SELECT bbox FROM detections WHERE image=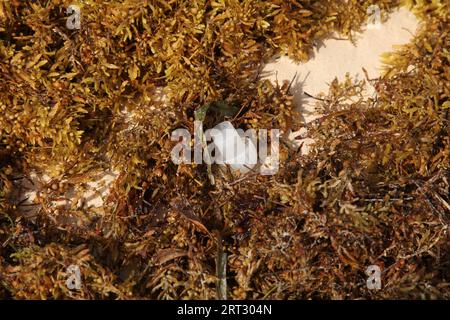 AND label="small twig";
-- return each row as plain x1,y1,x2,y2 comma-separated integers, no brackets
303,91,330,102
287,72,298,94
361,197,414,202
216,232,227,300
